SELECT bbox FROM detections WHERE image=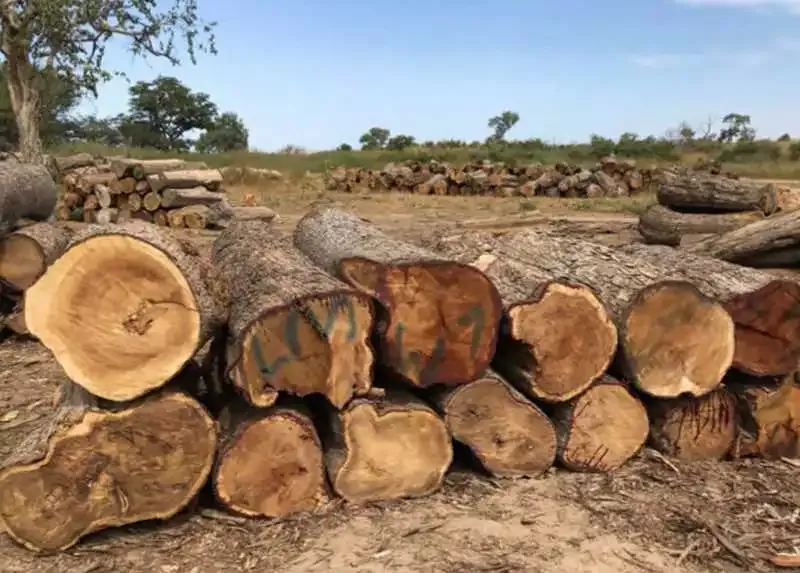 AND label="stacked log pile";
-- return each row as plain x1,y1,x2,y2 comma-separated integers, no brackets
2,207,800,553
51,153,275,229
324,156,658,197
